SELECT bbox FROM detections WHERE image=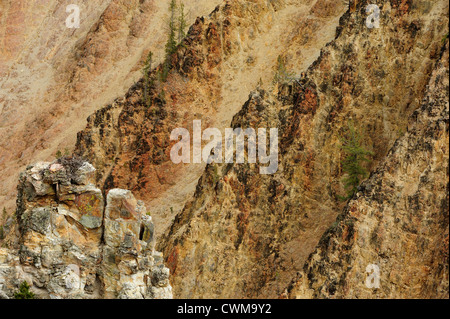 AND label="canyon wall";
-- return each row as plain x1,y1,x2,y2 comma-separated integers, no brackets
73,0,348,241
158,0,449,298
289,42,449,299
1,0,448,299
0,0,222,233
